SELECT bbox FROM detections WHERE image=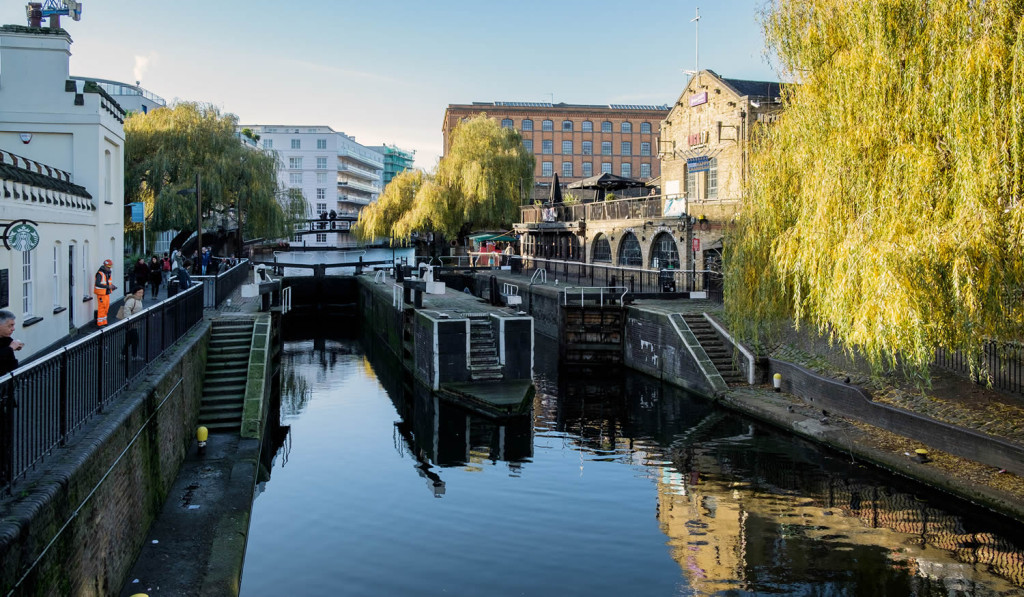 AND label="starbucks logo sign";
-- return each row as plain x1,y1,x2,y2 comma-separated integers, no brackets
2,220,40,252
